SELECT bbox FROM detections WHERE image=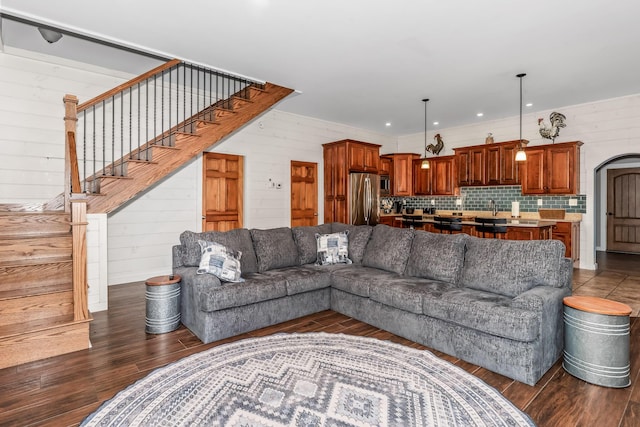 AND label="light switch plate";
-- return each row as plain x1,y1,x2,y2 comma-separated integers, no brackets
537,199,543,206
569,198,578,206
